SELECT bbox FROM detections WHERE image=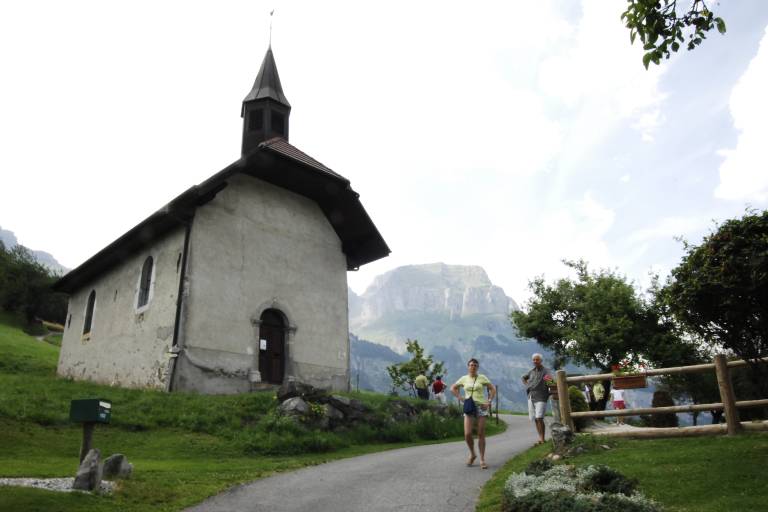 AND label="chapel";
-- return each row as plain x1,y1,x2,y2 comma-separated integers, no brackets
53,46,389,393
